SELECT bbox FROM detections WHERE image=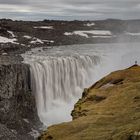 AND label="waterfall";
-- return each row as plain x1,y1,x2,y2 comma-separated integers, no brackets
23,52,100,126
22,42,140,127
